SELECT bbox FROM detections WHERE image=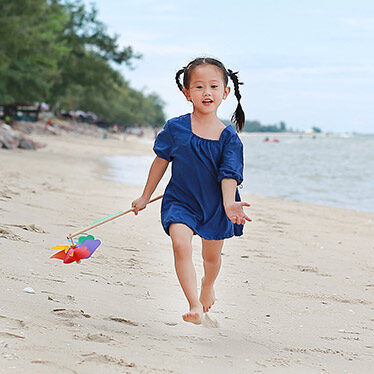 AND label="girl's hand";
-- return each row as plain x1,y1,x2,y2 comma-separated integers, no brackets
131,196,150,215
224,201,251,225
